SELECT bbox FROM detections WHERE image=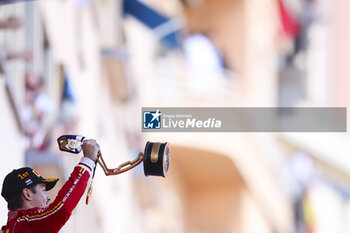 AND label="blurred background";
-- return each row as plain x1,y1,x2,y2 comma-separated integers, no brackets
0,0,350,232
